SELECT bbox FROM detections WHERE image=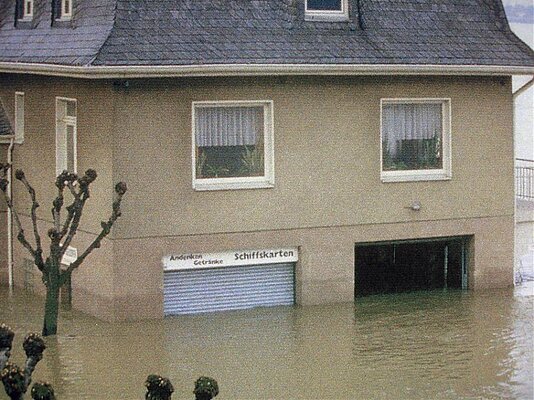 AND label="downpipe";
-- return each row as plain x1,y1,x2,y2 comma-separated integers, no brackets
7,138,14,291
